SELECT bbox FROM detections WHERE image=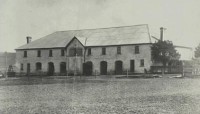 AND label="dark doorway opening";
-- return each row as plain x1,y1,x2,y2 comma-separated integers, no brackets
36,62,42,71
27,63,30,75
48,62,55,76
130,60,135,72
83,61,93,76
115,61,123,75
100,61,107,75
60,62,66,75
